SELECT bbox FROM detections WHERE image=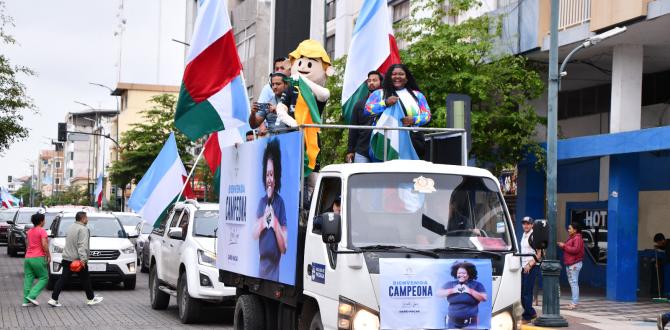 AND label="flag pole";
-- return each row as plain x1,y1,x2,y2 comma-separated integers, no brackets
176,140,206,202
